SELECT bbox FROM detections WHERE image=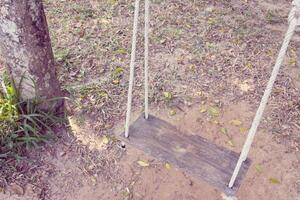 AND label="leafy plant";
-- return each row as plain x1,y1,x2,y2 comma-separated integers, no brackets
0,74,63,159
